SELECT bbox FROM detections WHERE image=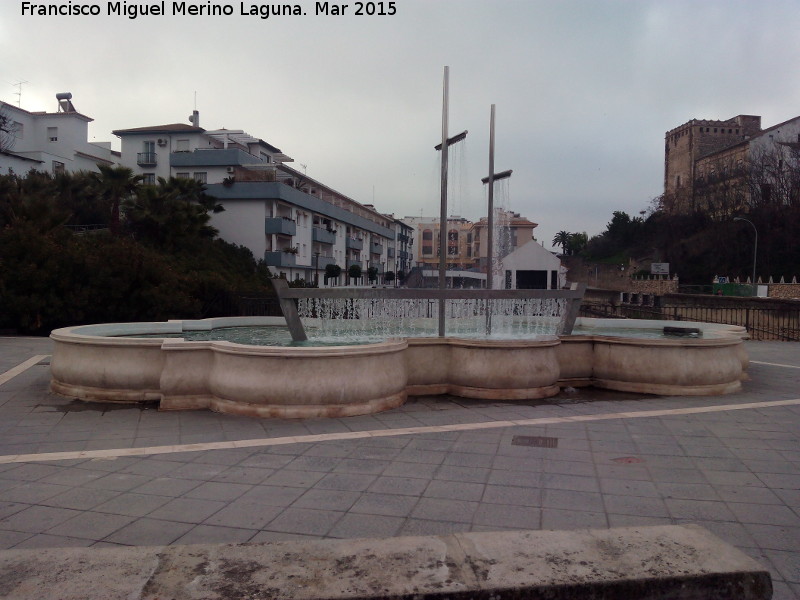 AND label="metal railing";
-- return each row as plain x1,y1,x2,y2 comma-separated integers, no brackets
579,301,800,341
